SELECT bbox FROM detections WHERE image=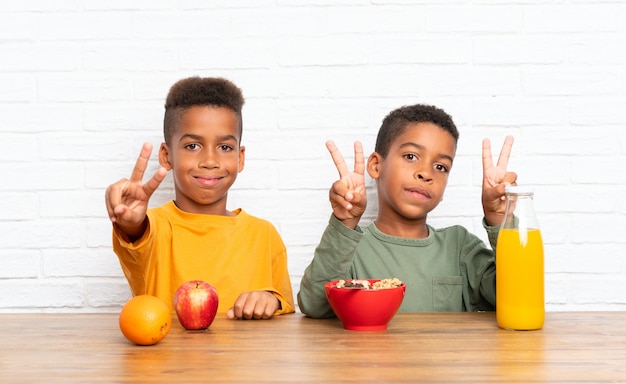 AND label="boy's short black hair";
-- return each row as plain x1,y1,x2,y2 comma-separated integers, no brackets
374,104,459,158
163,77,245,144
